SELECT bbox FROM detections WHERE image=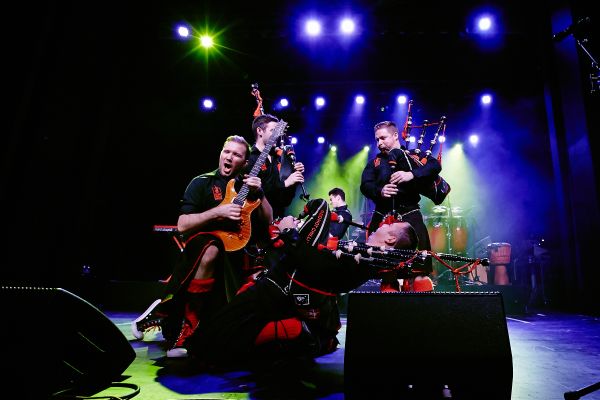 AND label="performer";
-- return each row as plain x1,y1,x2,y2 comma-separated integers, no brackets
328,187,353,239
131,135,273,358
186,199,425,367
249,113,305,219
360,120,441,291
